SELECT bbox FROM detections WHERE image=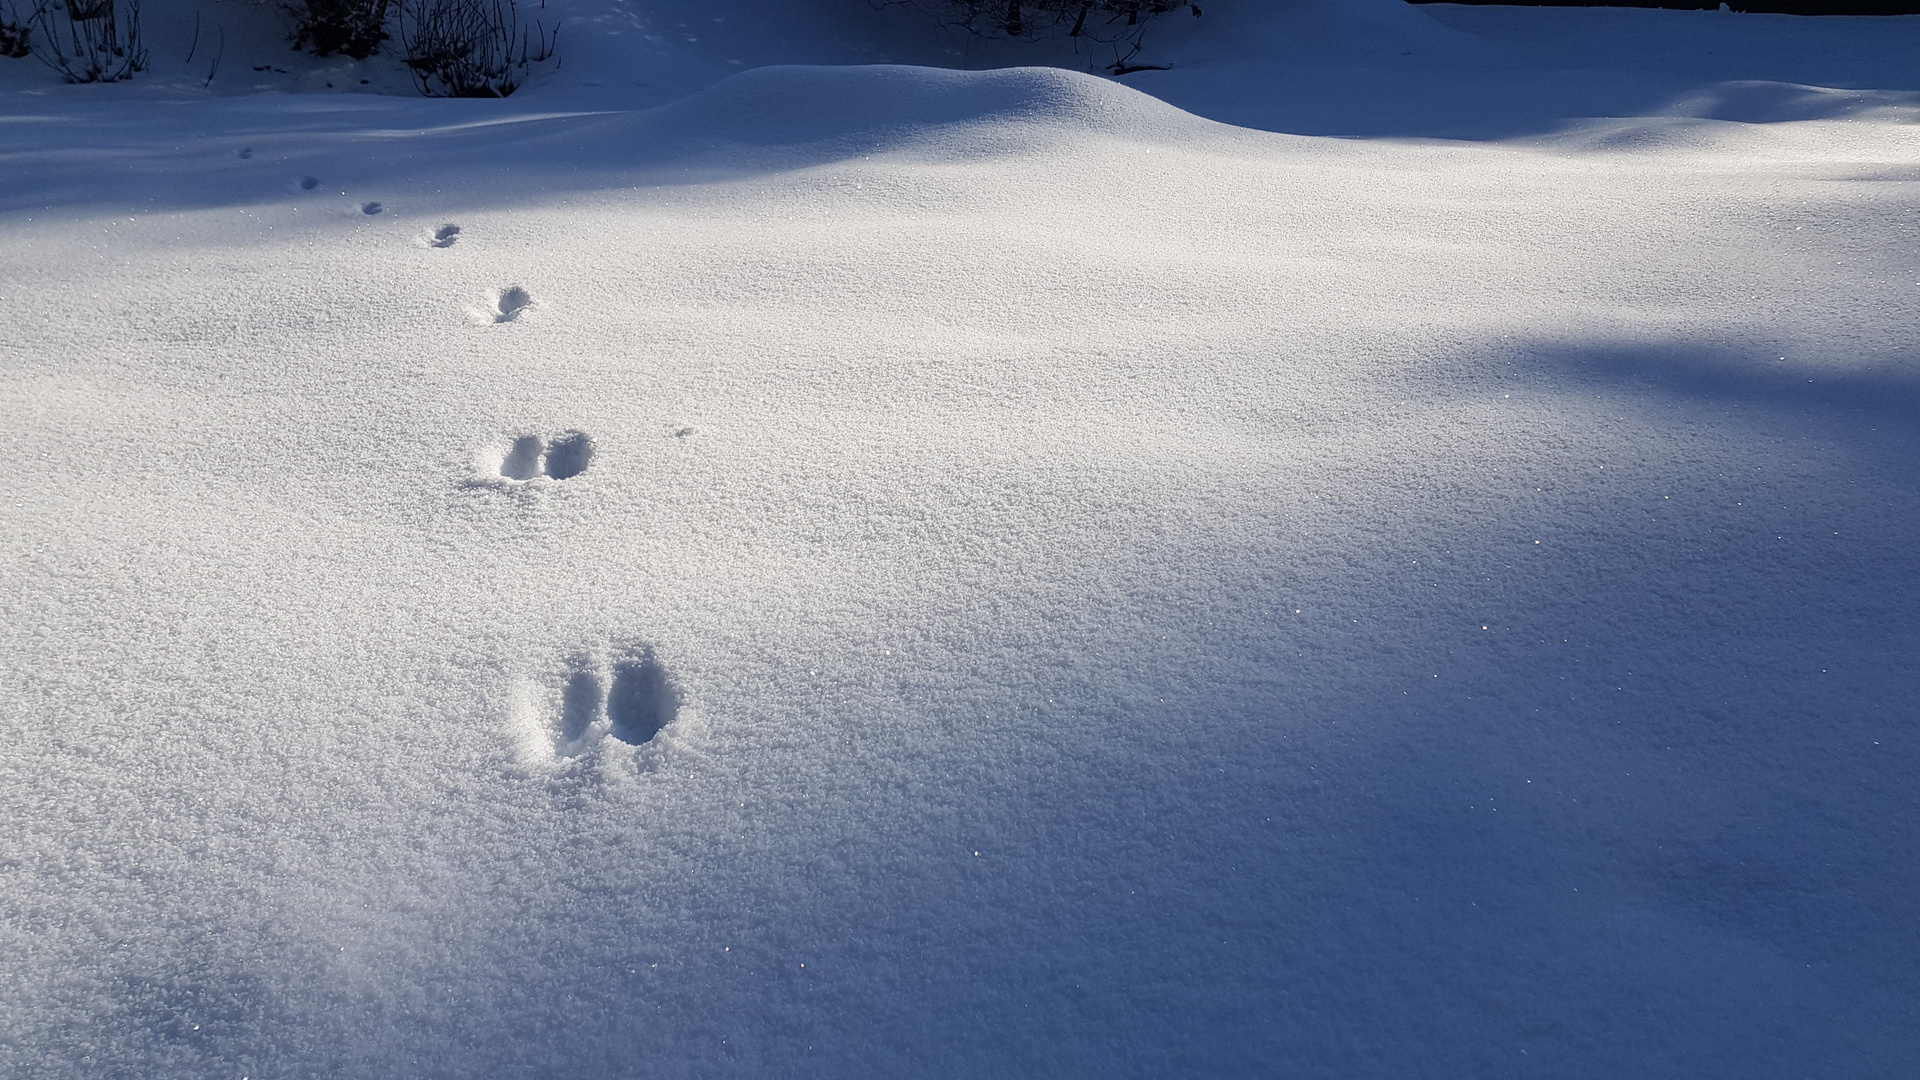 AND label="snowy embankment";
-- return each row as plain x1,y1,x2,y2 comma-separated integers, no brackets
2,1,1918,1077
